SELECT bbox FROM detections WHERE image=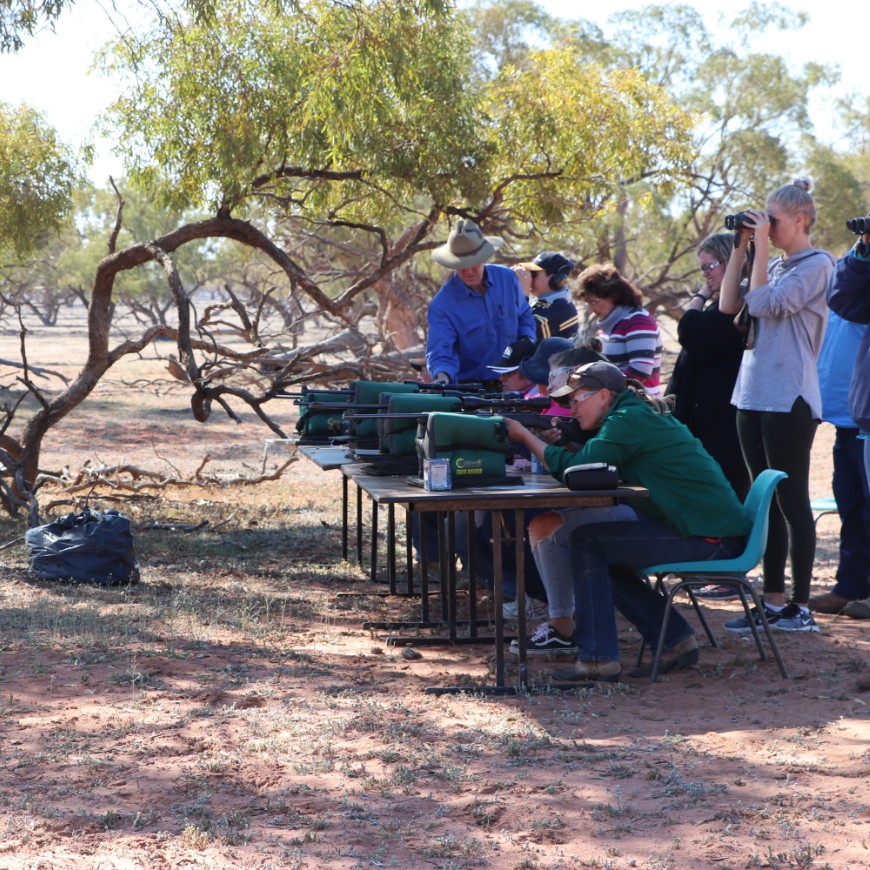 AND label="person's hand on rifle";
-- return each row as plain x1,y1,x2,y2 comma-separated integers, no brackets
539,425,562,445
